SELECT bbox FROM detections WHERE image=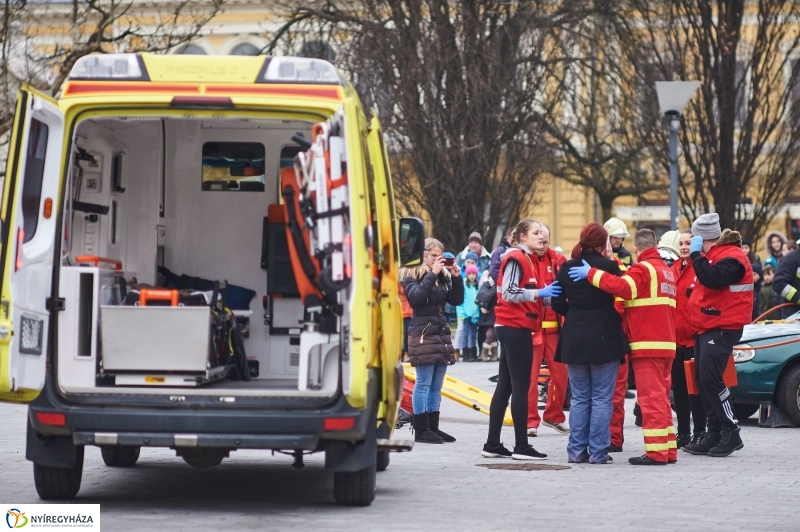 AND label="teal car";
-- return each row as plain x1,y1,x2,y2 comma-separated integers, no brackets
730,317,800,425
